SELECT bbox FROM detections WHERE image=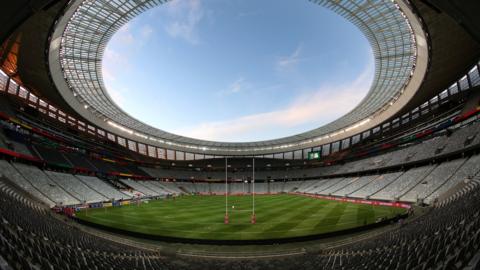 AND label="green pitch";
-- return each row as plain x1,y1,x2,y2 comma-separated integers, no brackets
76,194,406,241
